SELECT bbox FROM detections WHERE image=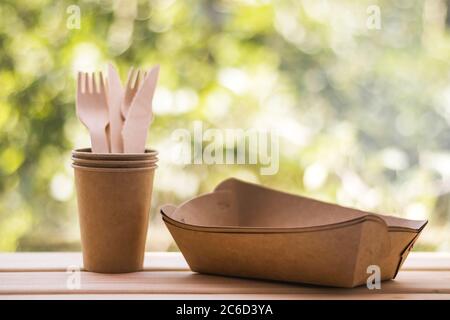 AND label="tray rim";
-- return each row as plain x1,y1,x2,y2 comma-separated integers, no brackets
160,177,427,233
161,206,389,233
215,178,428,231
